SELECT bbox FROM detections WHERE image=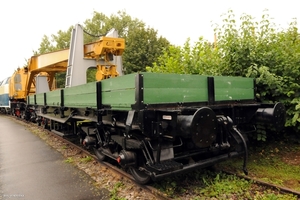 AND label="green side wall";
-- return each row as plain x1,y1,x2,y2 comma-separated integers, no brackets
29,72,255,110
28,95,35,105
143,73,208,104
214,76,254,101
63,82,97,108
101,73,136,110
35,93,44,105
46,89,61,106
